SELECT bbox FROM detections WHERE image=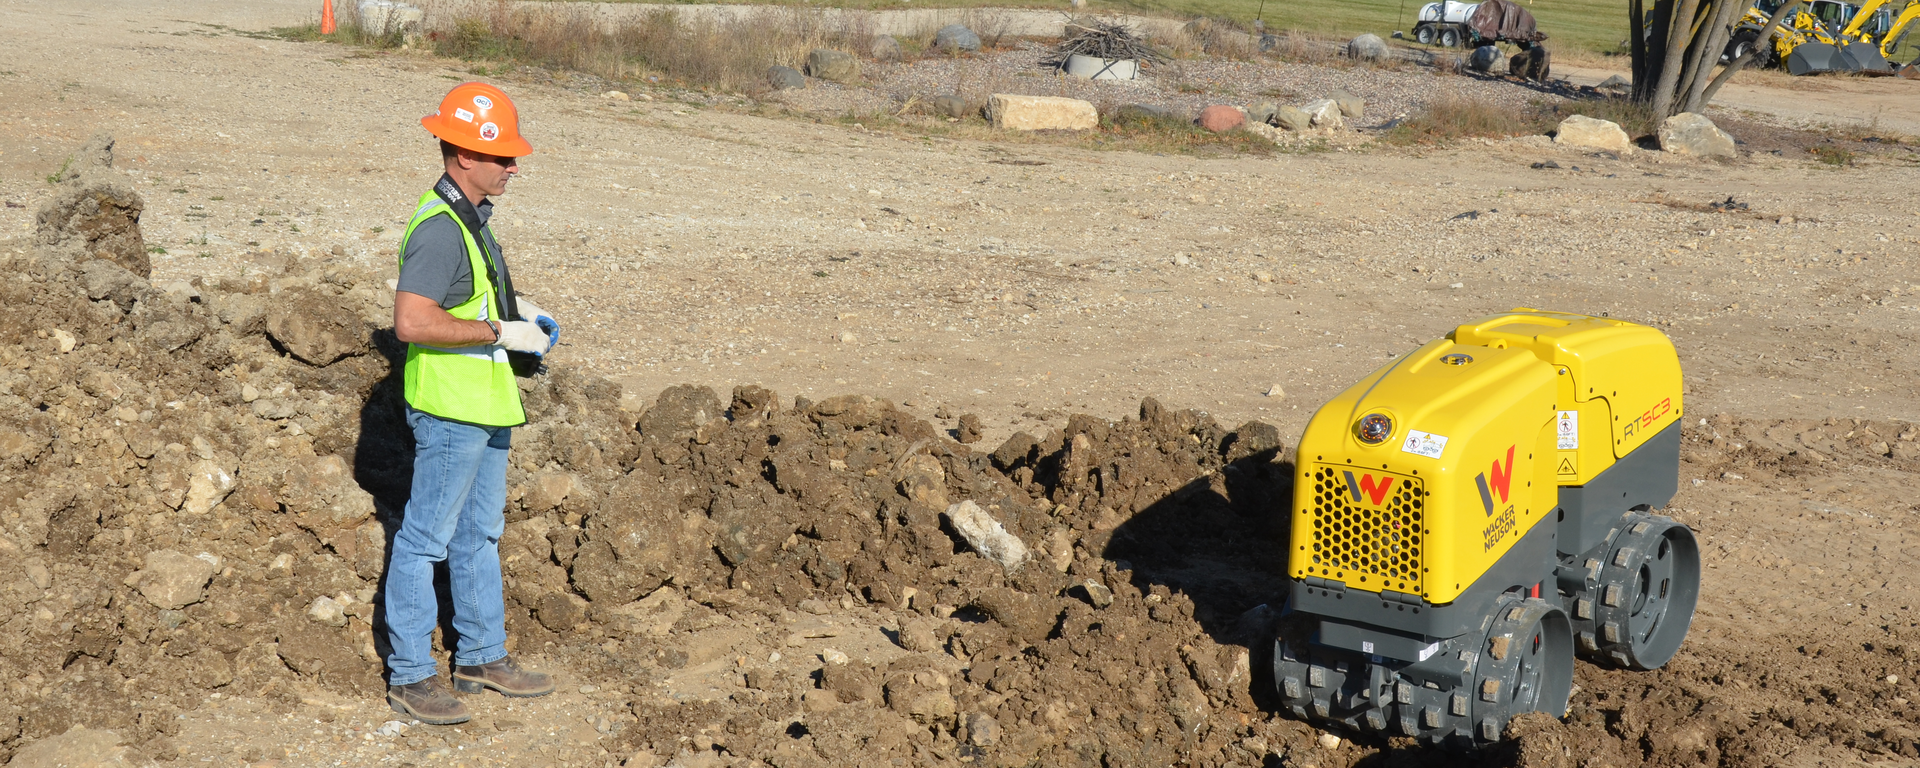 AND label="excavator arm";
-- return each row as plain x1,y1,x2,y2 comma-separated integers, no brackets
1838,0,1890,39
1881,1,1920,58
